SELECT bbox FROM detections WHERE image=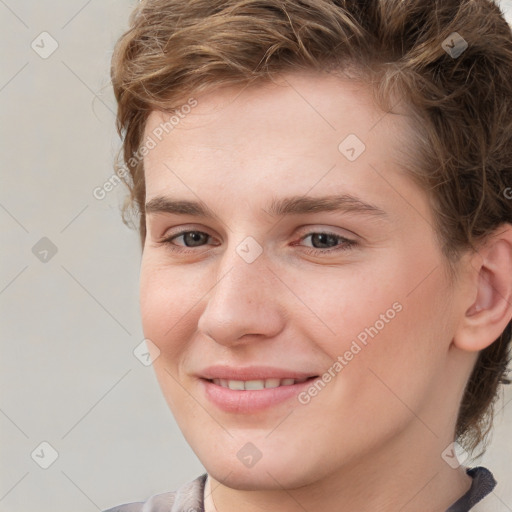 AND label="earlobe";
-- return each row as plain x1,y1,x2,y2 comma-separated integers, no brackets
453,226,512,352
